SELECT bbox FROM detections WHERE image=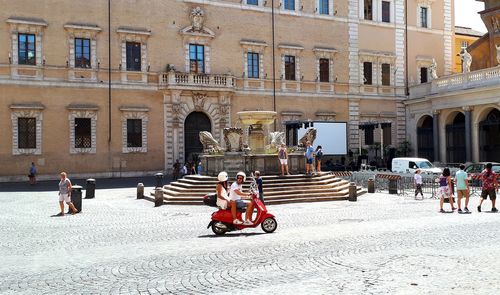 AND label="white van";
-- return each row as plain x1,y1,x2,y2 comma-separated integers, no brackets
391,157,442,174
